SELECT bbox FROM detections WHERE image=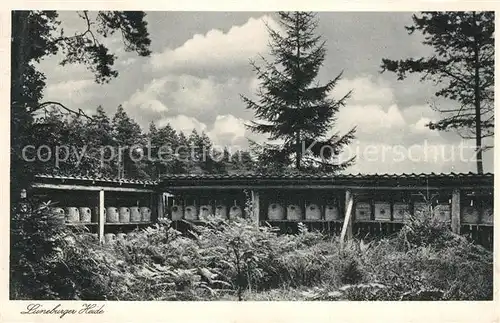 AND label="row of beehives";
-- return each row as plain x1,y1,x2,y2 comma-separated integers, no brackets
51,206,152,223
263,201,493,223
171,204,244,220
